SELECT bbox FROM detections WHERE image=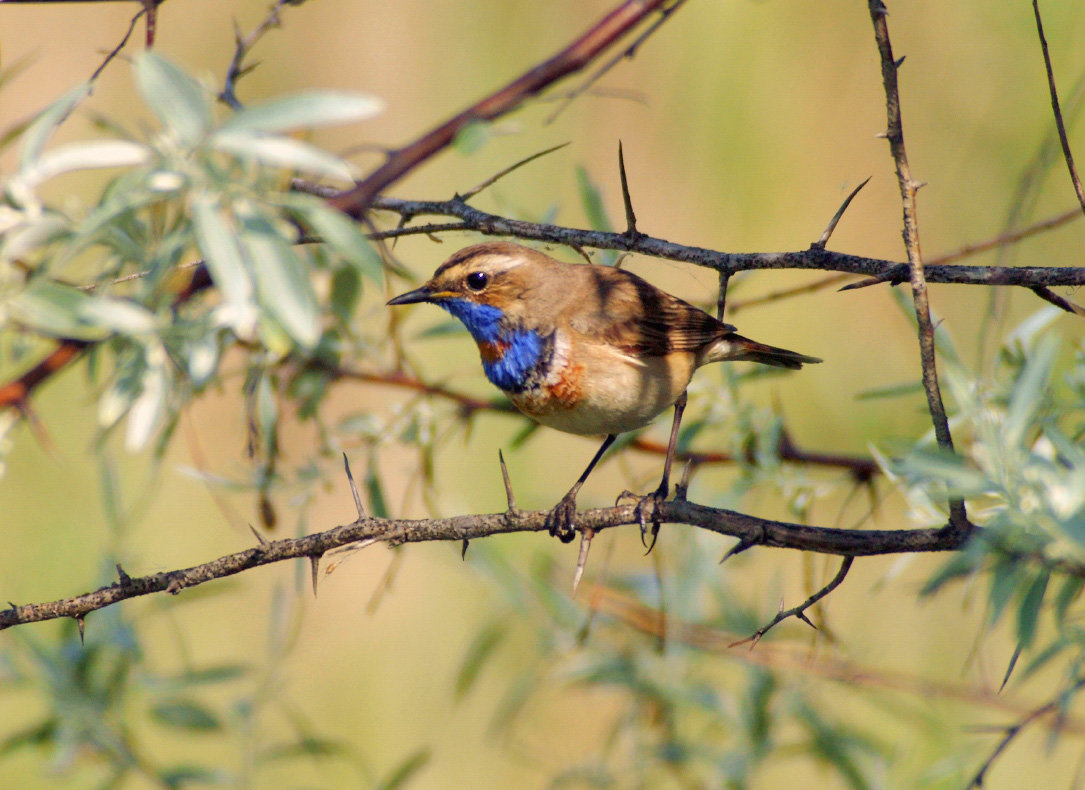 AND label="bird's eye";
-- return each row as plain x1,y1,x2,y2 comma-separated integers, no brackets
466,271,489,291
